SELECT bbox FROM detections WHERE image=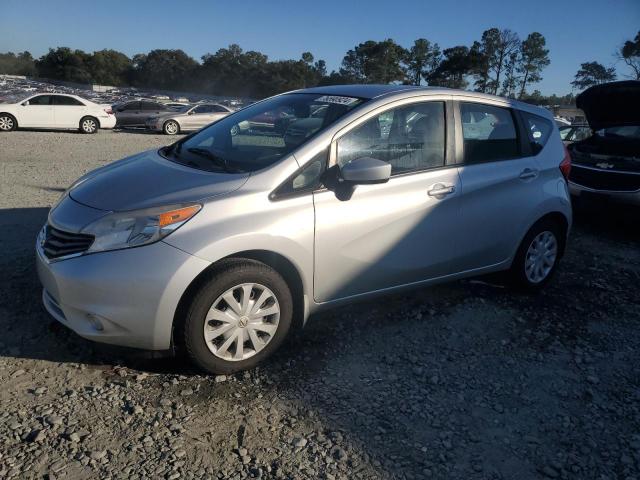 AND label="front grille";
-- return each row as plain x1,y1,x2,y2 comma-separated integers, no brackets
42,225,94,260
569,165,640,192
